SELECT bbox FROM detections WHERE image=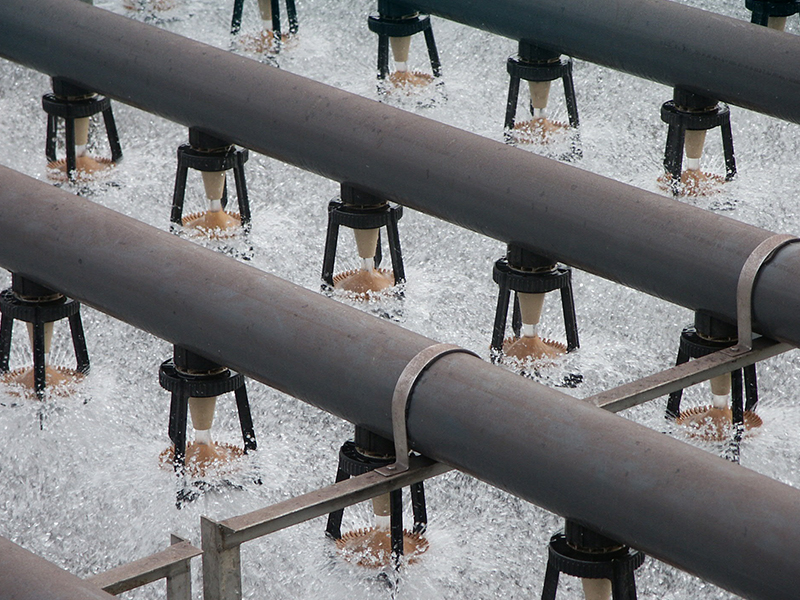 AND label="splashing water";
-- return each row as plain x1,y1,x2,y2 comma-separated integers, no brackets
1,0,799,598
